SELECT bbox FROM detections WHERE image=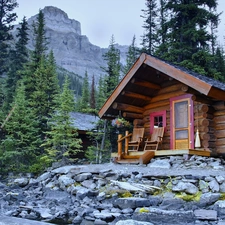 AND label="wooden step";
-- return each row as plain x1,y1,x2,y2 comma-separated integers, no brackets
139,151,155,164
122,154,140,159
189,149,211,157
